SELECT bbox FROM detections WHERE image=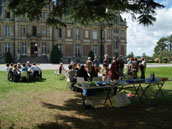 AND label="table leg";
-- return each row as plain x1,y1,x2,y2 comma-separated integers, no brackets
155,82,165,98
81,91,87,109
140,83,151,100
118,85,124,93
132,84,142,102
104,88,113,106
139,84,148,101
